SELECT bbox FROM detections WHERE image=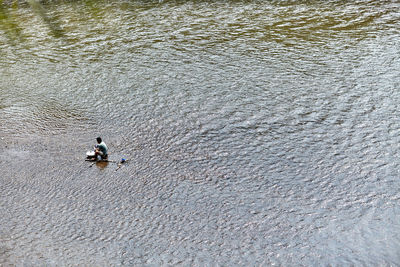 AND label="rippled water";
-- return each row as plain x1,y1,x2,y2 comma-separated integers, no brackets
1,0,400,265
